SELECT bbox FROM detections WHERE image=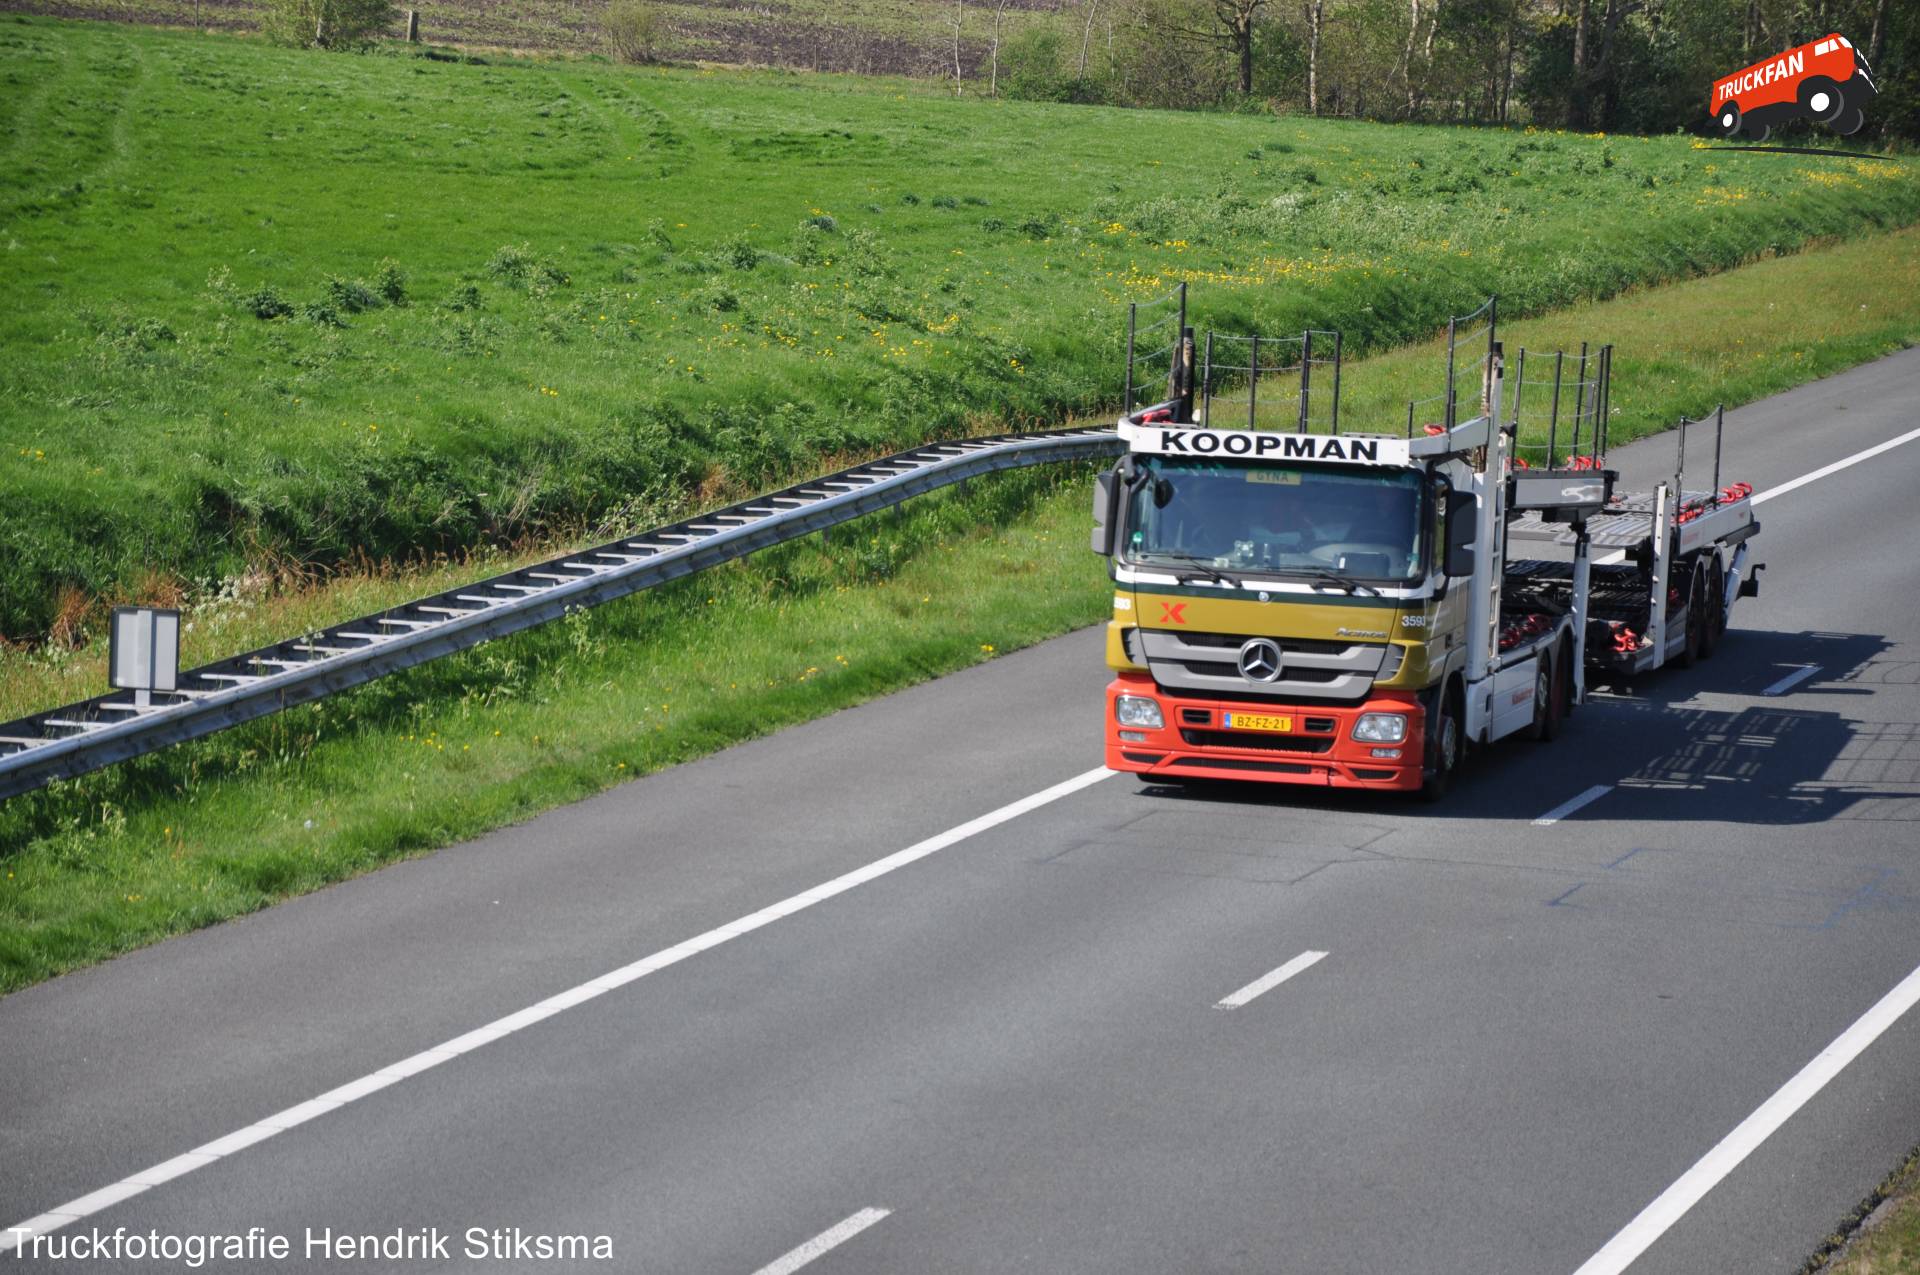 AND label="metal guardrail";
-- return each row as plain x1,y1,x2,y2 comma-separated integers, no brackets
0,427,1123,801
